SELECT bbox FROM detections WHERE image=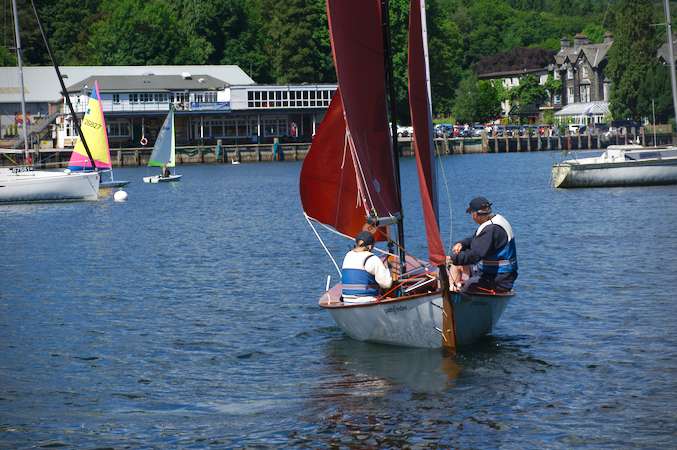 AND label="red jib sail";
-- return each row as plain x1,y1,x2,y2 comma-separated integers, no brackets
300,0,400,239
408,0,446,266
